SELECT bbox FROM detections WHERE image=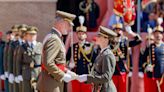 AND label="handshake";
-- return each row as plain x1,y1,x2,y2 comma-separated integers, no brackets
63,70,87,83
